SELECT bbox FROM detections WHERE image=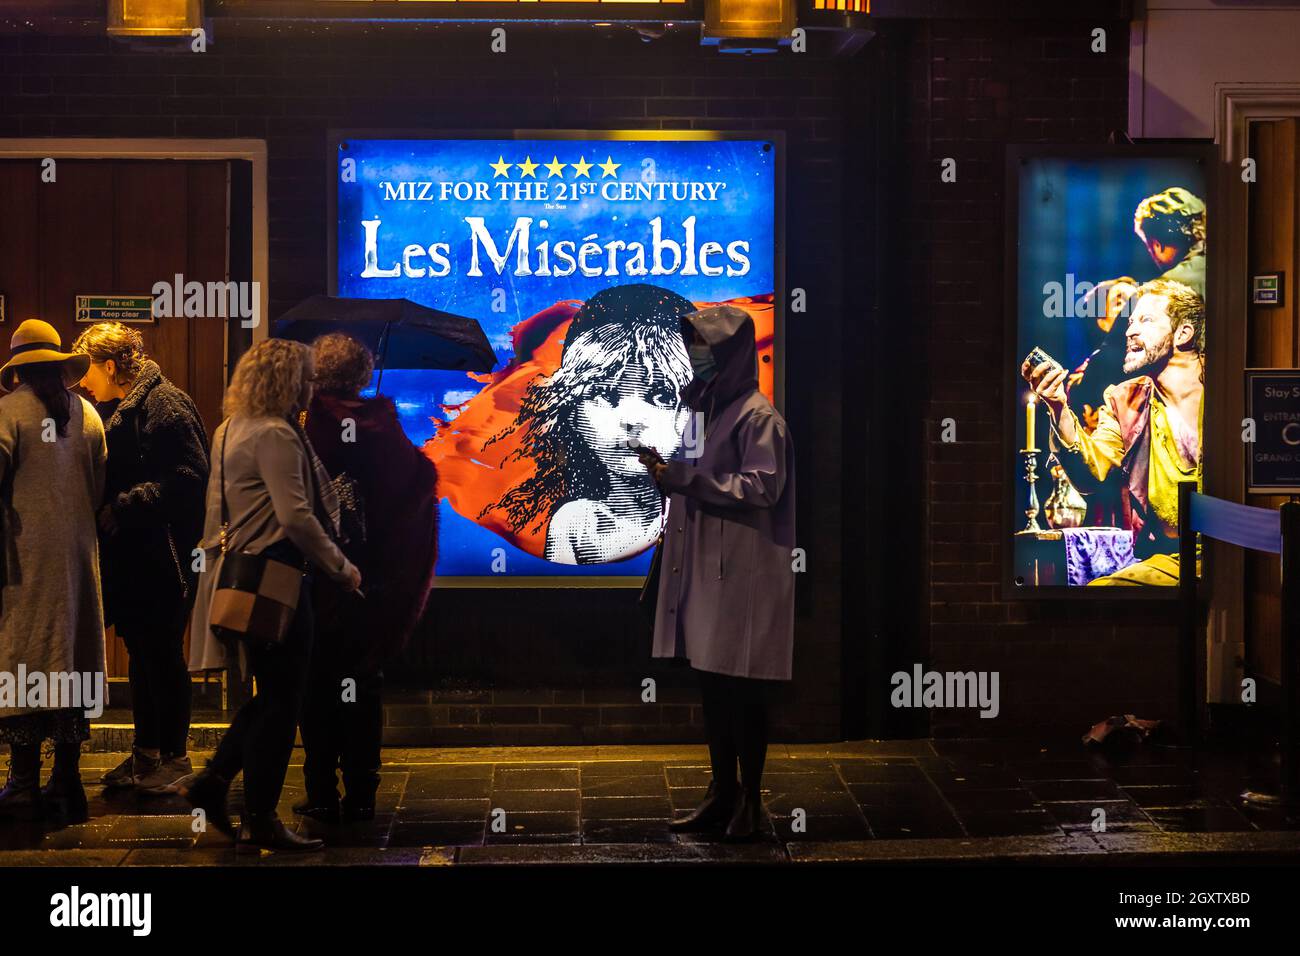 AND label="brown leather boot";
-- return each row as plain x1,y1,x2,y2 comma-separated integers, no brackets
236,812,324,854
